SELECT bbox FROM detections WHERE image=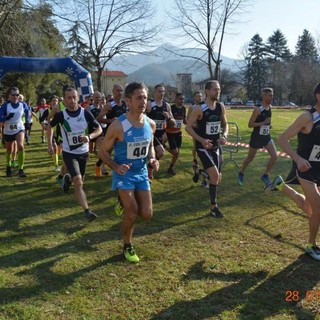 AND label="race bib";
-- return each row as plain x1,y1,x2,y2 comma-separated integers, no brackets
67,131,85,146
8,122,19,131
154,120,164,130
127,140,150,159
174,119,183,129
259,125,270,135
206,121,220,135
309,145,320,162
